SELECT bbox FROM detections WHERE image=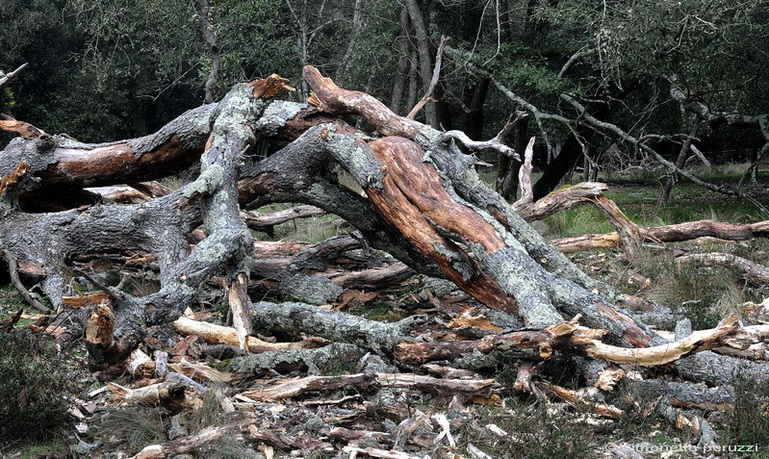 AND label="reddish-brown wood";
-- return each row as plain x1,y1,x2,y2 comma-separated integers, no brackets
365,137,517,313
